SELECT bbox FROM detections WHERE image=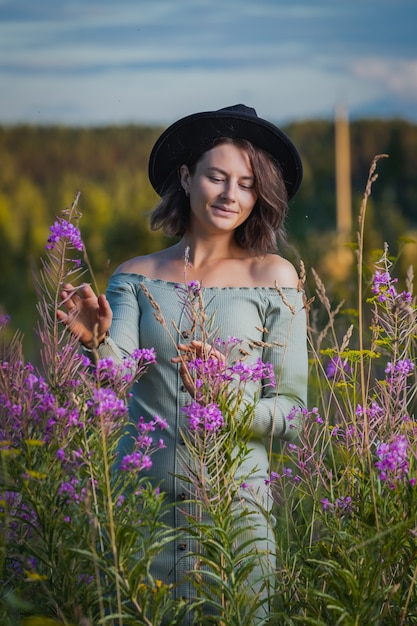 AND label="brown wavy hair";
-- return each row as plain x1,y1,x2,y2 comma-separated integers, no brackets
149,137,289,255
